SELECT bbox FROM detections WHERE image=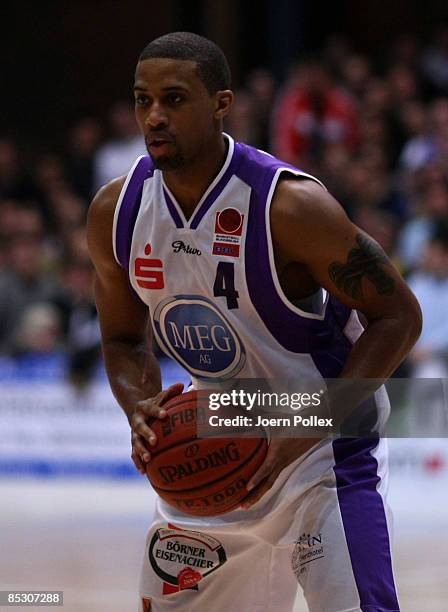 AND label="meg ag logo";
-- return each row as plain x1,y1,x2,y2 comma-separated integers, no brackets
153,295,245,379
